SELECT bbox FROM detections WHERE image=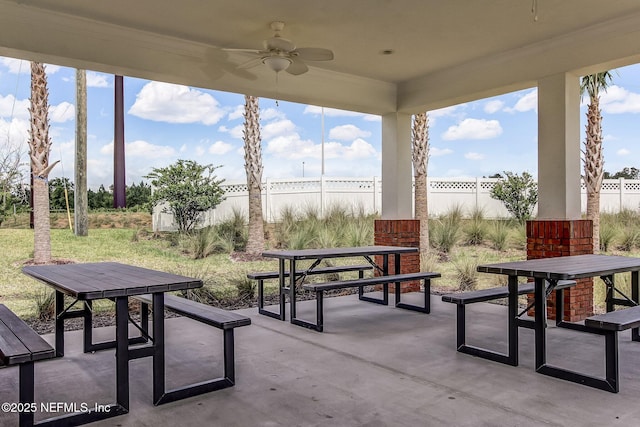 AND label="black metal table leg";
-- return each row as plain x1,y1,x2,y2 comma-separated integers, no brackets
115,296,130,411
534,277,547,369
152,293,165,405
633,271,639,342
55,291,64,357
